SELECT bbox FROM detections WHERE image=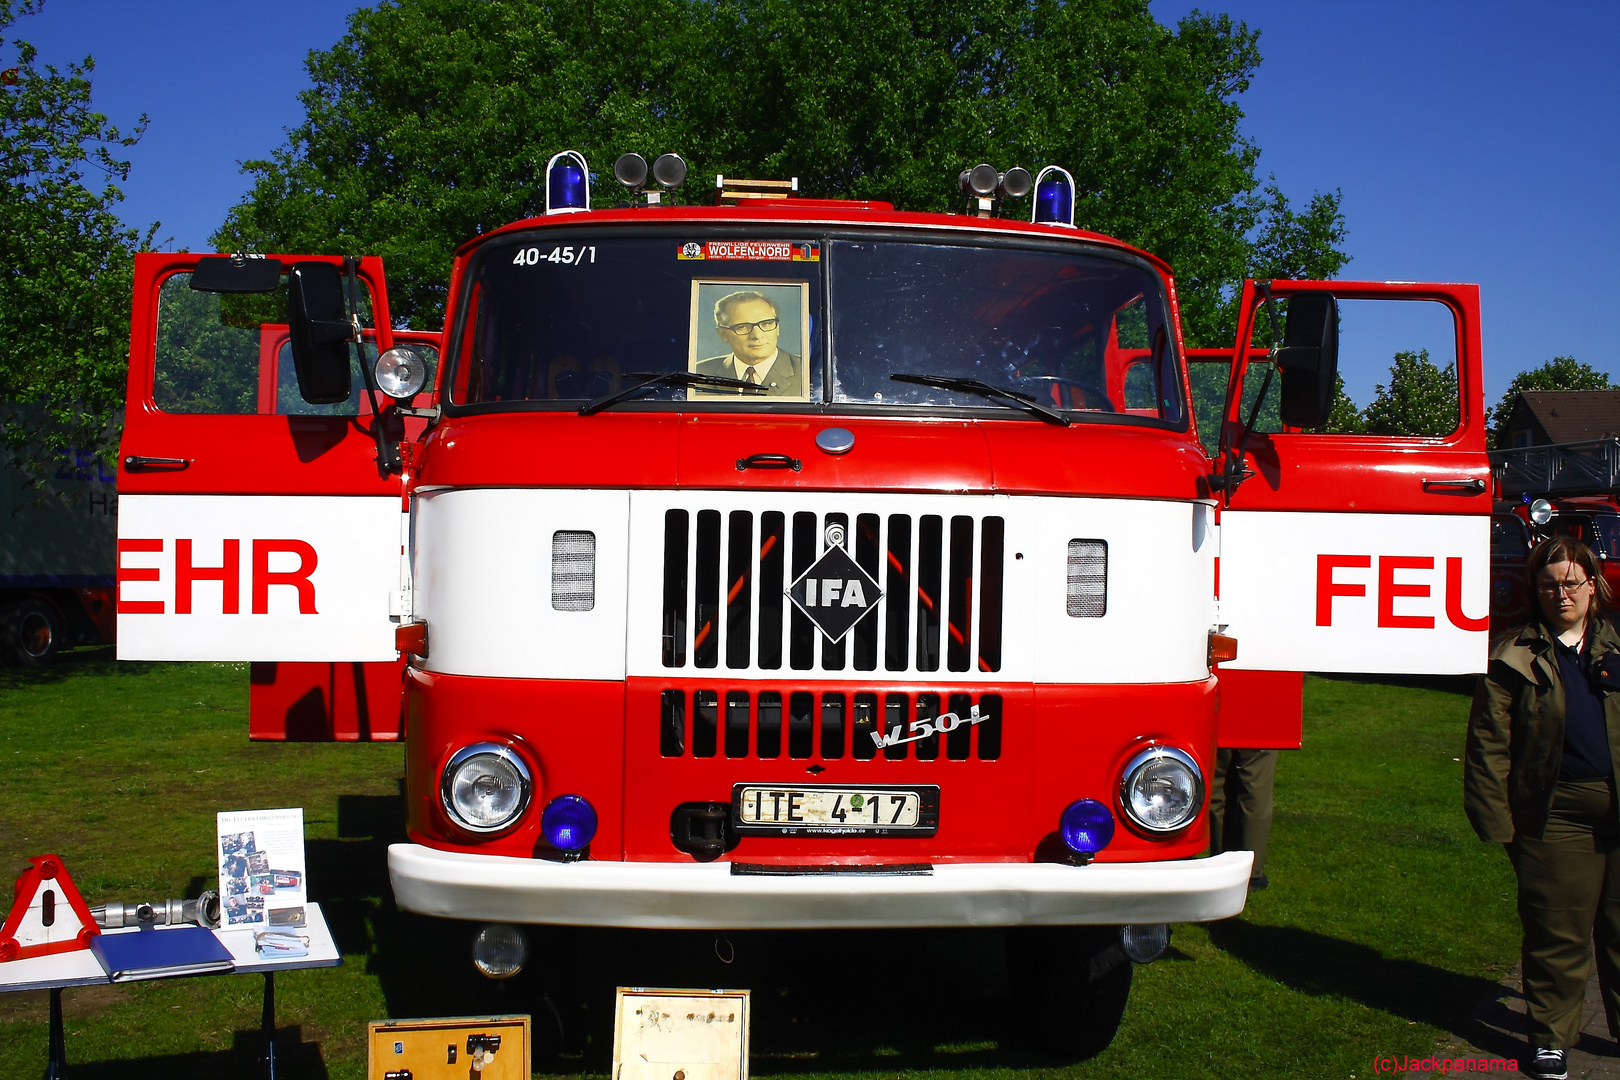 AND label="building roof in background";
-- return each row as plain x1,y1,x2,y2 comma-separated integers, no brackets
1511,391,1620,443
